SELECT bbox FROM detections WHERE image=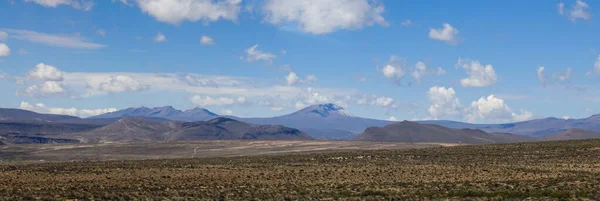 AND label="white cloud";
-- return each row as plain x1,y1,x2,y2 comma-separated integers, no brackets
537,66,546,85
1,29,105,49
23,81,66,97
134,0,242,25
243,44,276,63
557,67,572,81
153,32,166,42
286,72,299,86
24,0,93,11
561,115,570,120
200,35,214,45
387,116,398,121
28,63,64,81
0,43,9,56
435,67,446,75
96,29,106,37
456,58,498,87
98,75,148,93
281,50,287,55
381,55,407,82
466,95,533,123
427,86,461,120
19,101,116,118
559,0,592,21
263,0,388,34
0,31,7,41
375,97,393,107
411,61,427,83
16,65,359,111
594,55,600,74
400,20,411,26
429,23,460,45
190,95,246,107
286,72,317,86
